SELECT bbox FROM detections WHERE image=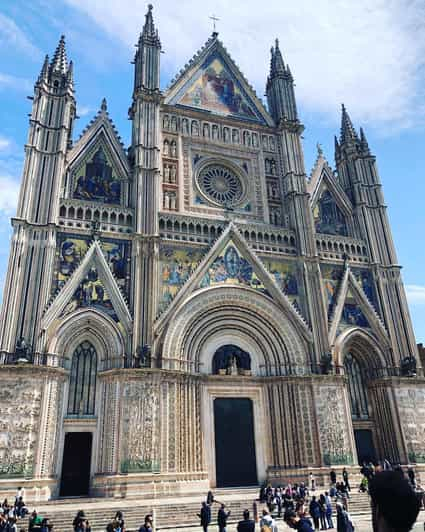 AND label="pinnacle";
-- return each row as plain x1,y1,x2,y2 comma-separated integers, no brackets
340,103,359,145
142,3,157,38
38,54,49,82
100,98,108,112
270,37,285,77
50,34,68,75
